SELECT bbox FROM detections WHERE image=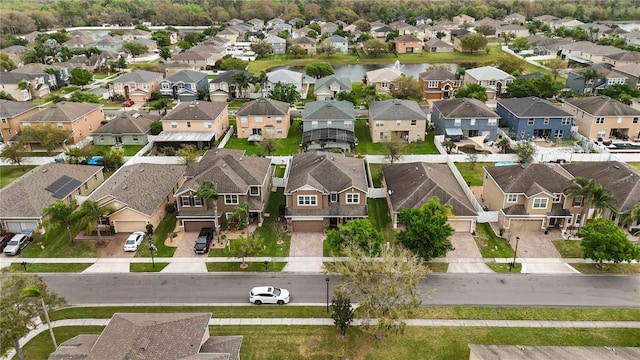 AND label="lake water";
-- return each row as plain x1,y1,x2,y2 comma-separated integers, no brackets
271,63,466,83
617,23,640,32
